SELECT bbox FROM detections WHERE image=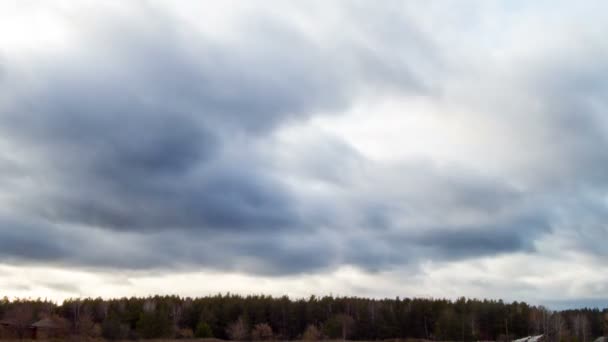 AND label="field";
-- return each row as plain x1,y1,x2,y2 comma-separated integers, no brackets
0,339,434,342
